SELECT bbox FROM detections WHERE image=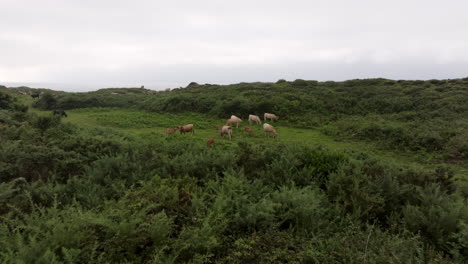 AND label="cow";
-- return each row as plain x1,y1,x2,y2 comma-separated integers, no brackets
207,137,215,147
263,123,278,138
264,113,279,121
243,126,254,134
214,125,222,131
165,127,177,135
220,125,233,140
228,115,242,128
52,109,67,117
31,93,40,99
226,117,242,128
177,124,195,135
248,114,262,125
